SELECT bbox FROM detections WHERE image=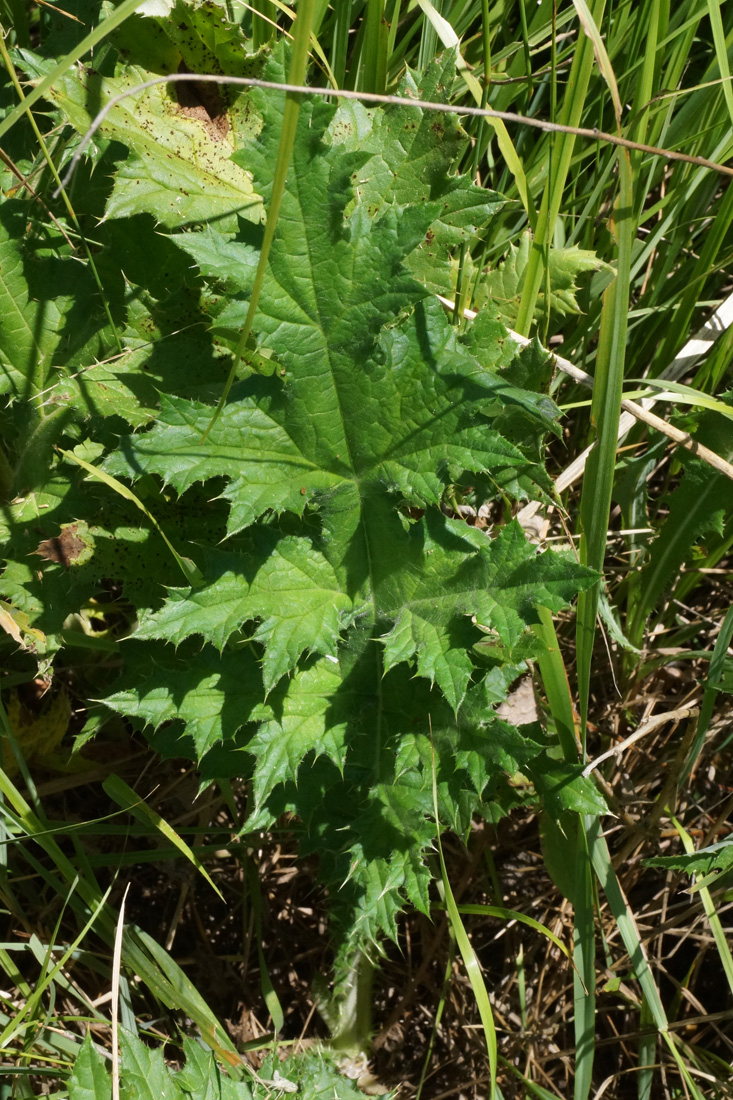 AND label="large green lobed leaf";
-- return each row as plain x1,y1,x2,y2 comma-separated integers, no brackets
100,50,595,958
11,22,596,959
